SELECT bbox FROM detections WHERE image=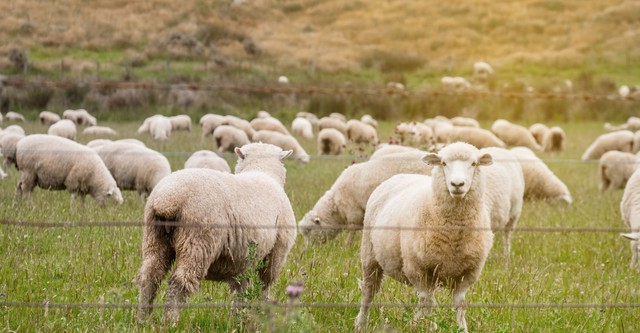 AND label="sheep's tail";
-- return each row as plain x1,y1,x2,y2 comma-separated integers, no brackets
145,197,182,239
